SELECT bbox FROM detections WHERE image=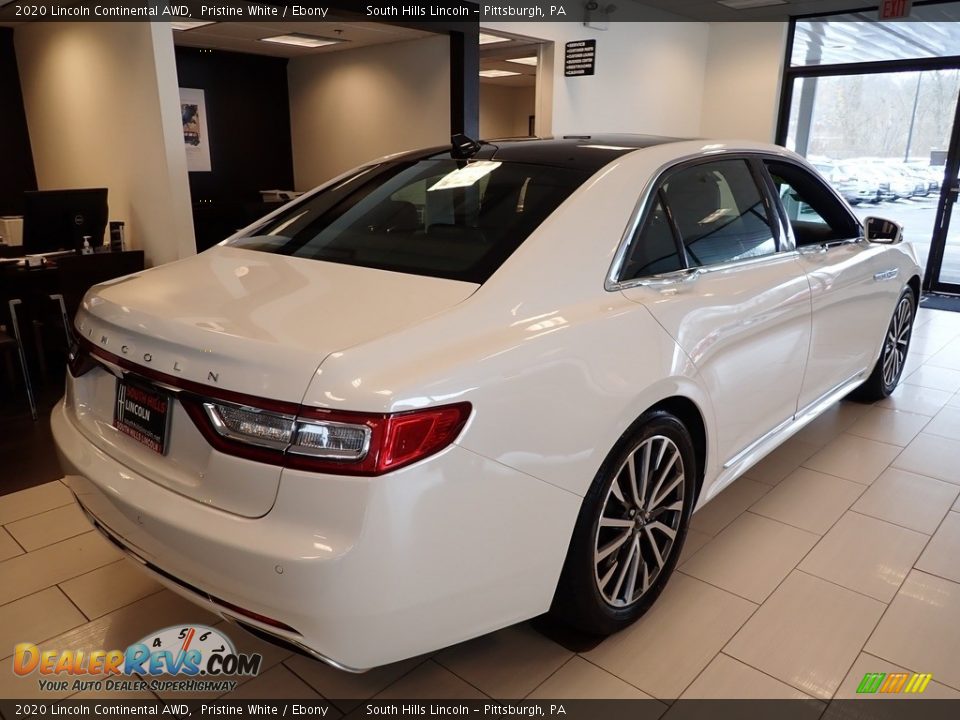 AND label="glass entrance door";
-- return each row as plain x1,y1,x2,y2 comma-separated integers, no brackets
782,69,960,279
778,8,960,296
925,120,960,291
